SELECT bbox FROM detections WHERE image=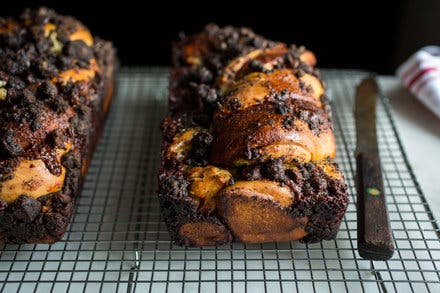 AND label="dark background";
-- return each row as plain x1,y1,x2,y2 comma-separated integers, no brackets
4,0,440,74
